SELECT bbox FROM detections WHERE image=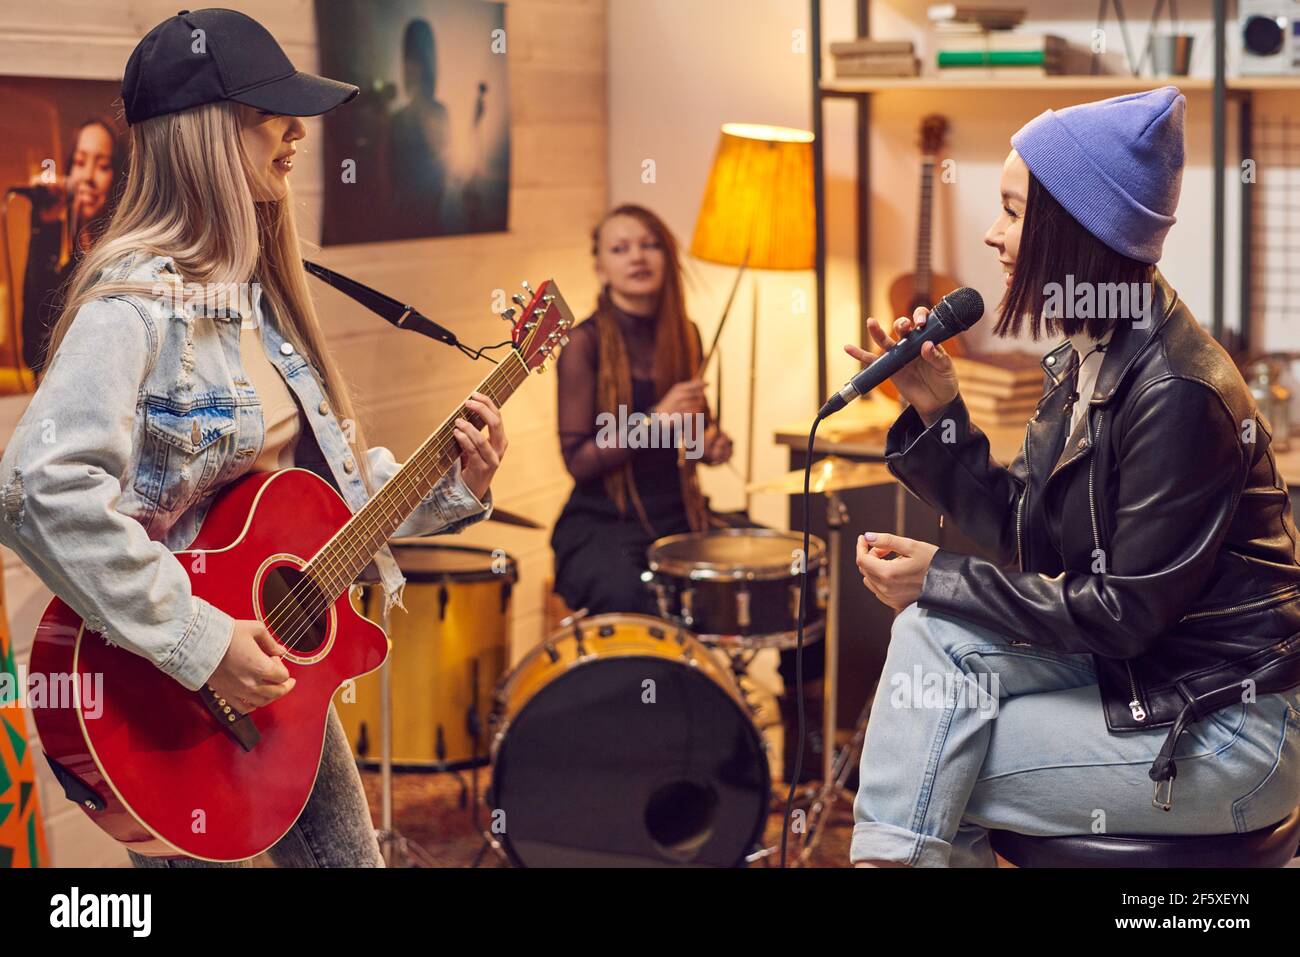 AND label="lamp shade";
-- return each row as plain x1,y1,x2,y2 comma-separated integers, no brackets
690,123,815,271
